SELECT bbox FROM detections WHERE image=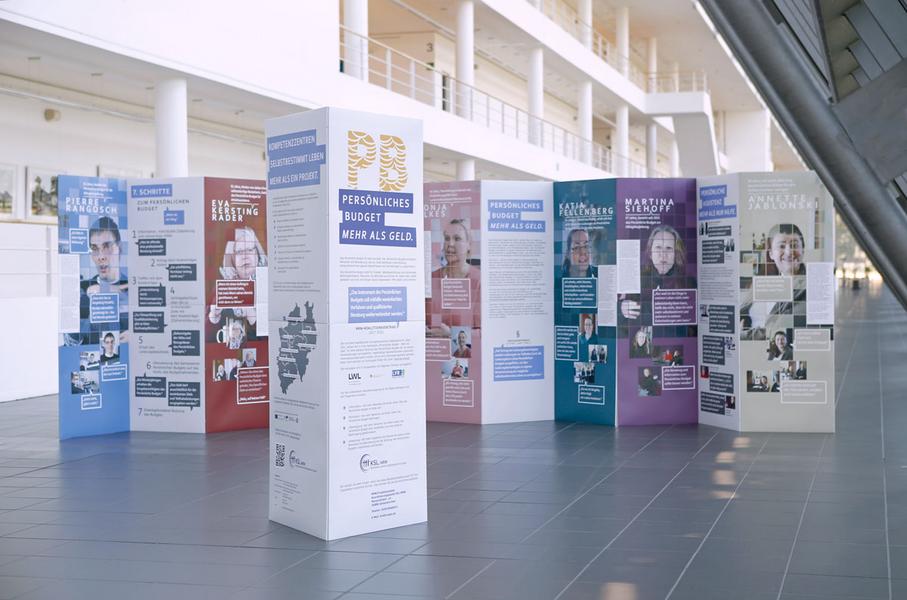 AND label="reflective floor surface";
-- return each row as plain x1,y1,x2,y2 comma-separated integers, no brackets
0,283,904,599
